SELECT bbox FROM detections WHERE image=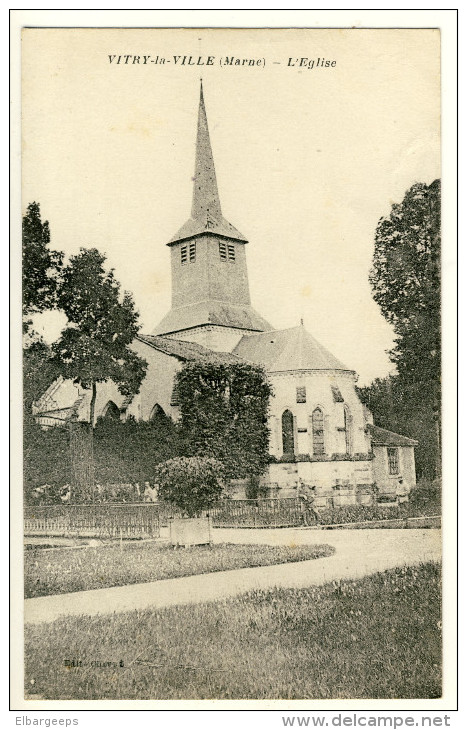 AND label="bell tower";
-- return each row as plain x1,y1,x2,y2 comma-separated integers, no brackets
153,82,271,352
